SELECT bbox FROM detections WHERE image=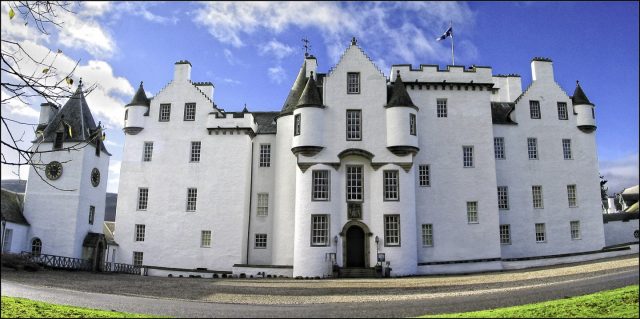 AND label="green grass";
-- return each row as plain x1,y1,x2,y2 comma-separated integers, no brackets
419,285,639,318
0,296,162,318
